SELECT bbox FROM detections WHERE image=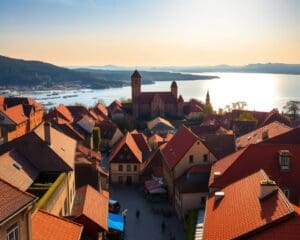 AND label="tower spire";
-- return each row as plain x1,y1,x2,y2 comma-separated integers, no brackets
206,89,210,105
